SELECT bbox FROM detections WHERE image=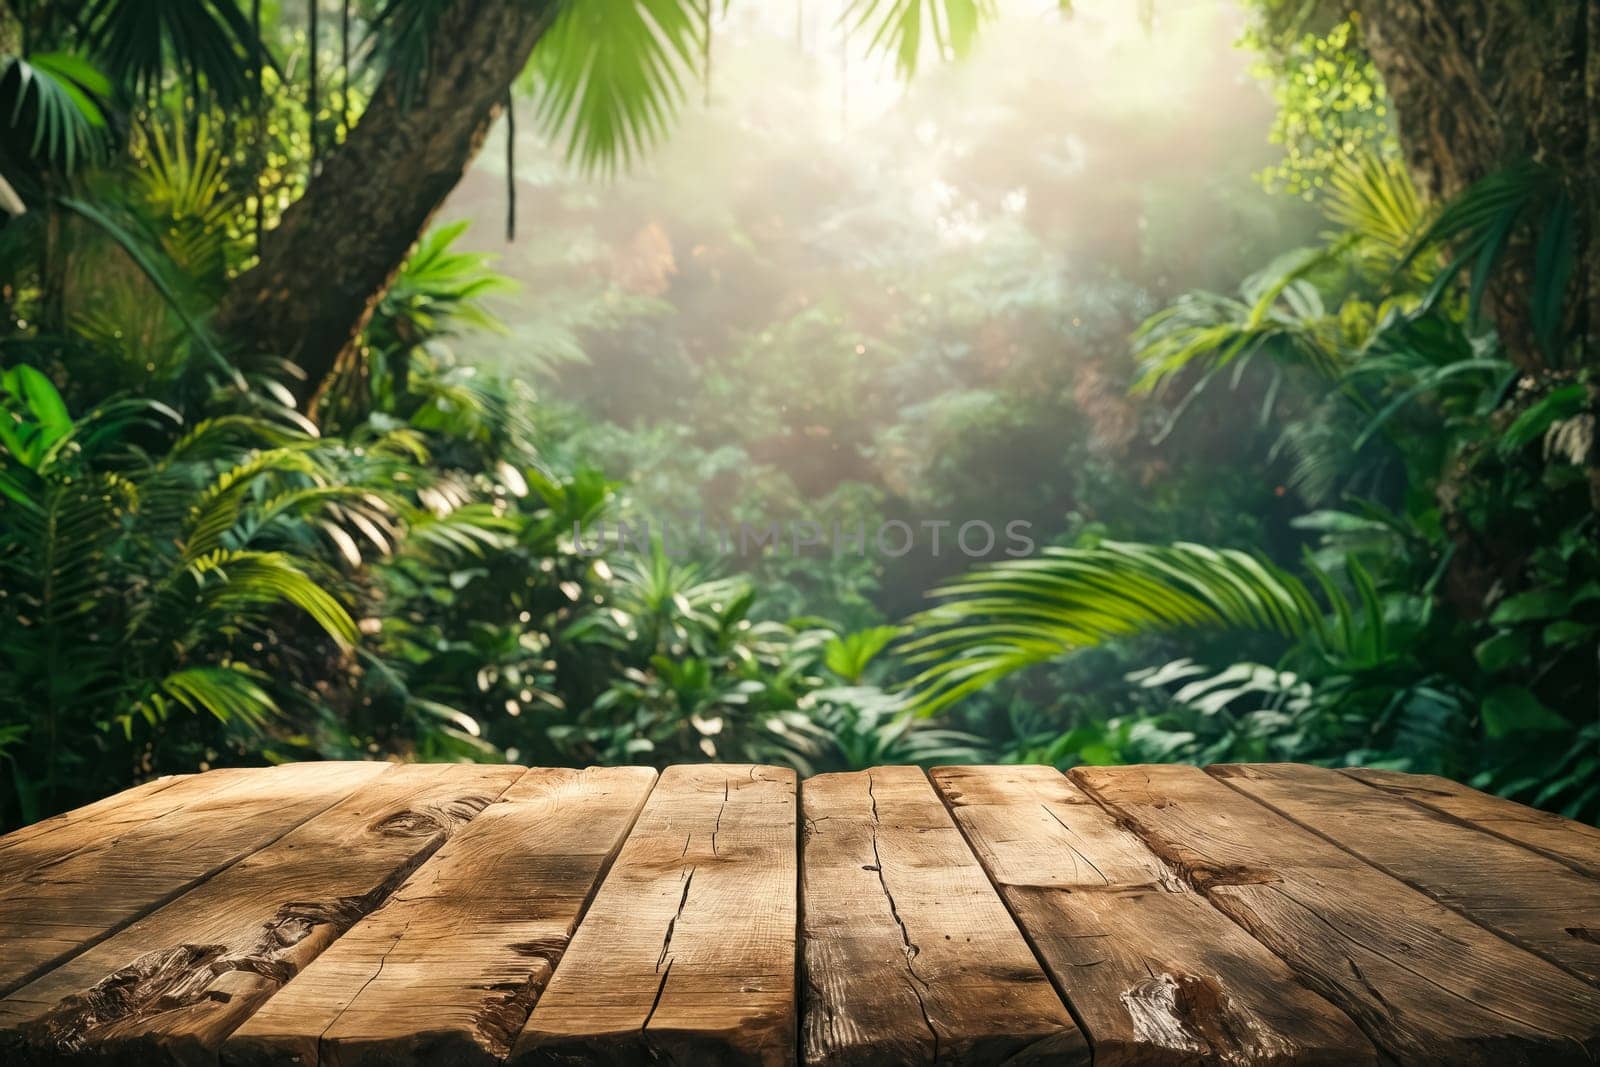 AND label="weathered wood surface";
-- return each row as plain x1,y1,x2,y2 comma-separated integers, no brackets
0,762,388,998
801,767,1086,1065
0,762,520,1065
932,765,1373,1066
1213,762,1600,985
224,766,656,1067
511,764,798,1066
1343,766,1600,879
1075,764,1600,1065
0,773,188,866
3,760,1600,1066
